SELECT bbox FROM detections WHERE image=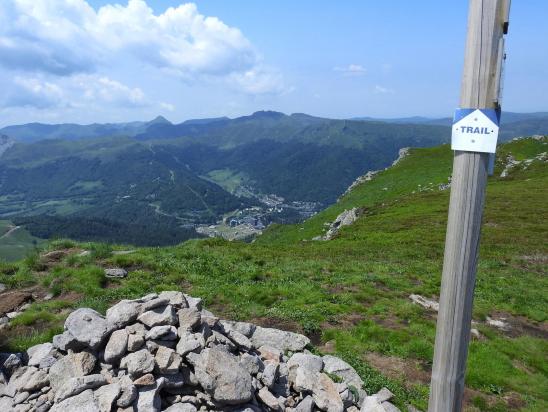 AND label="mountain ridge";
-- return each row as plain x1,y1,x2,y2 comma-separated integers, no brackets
3,110,547,144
